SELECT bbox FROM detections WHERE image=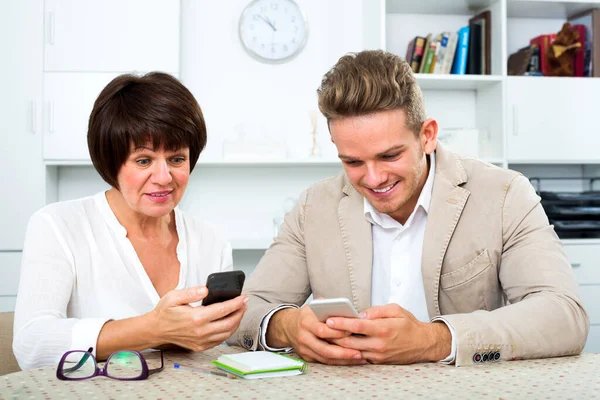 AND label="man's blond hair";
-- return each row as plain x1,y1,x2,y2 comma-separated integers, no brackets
317,50,426,135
